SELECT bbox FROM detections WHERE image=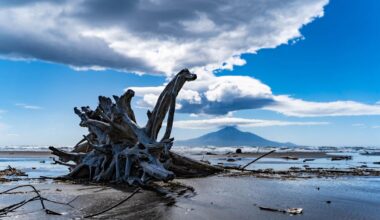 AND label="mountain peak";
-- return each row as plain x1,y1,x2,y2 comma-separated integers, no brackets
218,126,240,133
176,126,296,147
